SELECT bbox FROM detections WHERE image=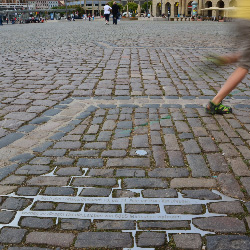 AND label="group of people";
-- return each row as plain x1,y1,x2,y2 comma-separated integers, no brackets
104,2,119,25
82,14,95,21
